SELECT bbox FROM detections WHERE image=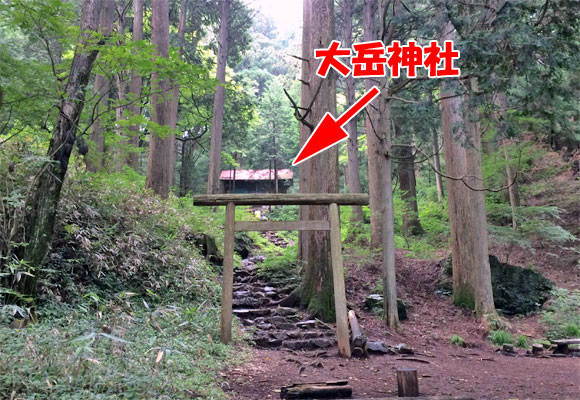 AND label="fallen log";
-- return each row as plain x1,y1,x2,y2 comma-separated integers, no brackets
280,380,352,399
348,310,367,357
